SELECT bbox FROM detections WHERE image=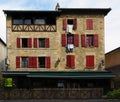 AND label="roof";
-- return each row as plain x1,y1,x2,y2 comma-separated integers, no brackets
2,71,115,79
0,38,6,46
3,8,111,16
105,47,120,55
